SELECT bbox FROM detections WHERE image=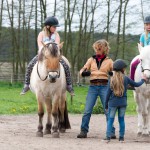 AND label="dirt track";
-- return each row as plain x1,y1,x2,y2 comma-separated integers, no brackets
0,114,150,150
